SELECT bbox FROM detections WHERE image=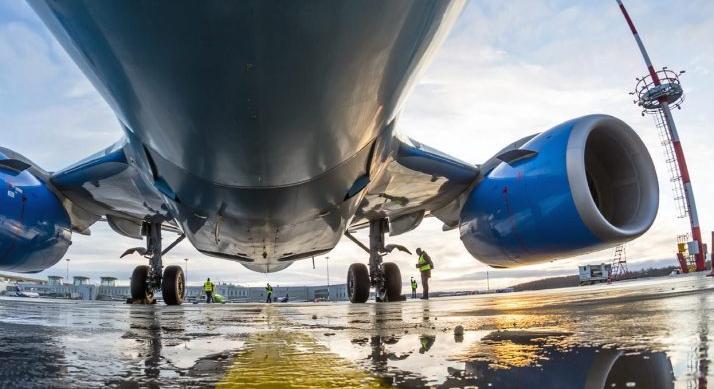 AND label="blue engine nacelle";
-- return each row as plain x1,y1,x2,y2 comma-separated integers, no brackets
459,115,658,268
0,154,71,272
